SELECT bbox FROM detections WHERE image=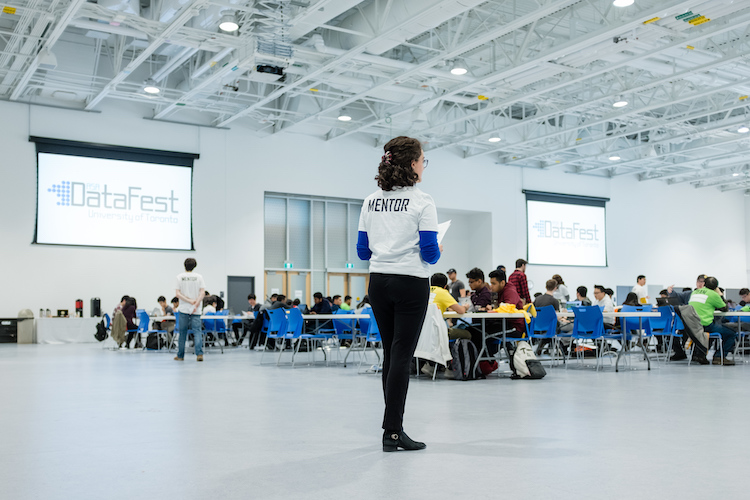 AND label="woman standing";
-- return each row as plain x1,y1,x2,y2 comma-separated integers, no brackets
357,136,441,452
552,274,570,303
